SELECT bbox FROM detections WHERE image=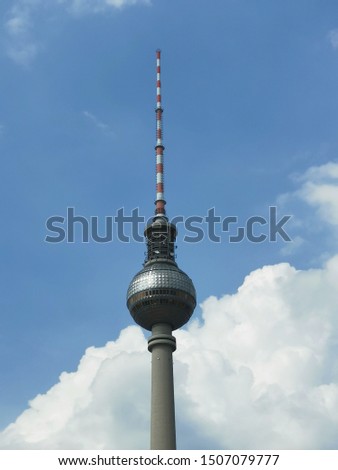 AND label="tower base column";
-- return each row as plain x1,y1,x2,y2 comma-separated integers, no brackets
148,323,177,450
